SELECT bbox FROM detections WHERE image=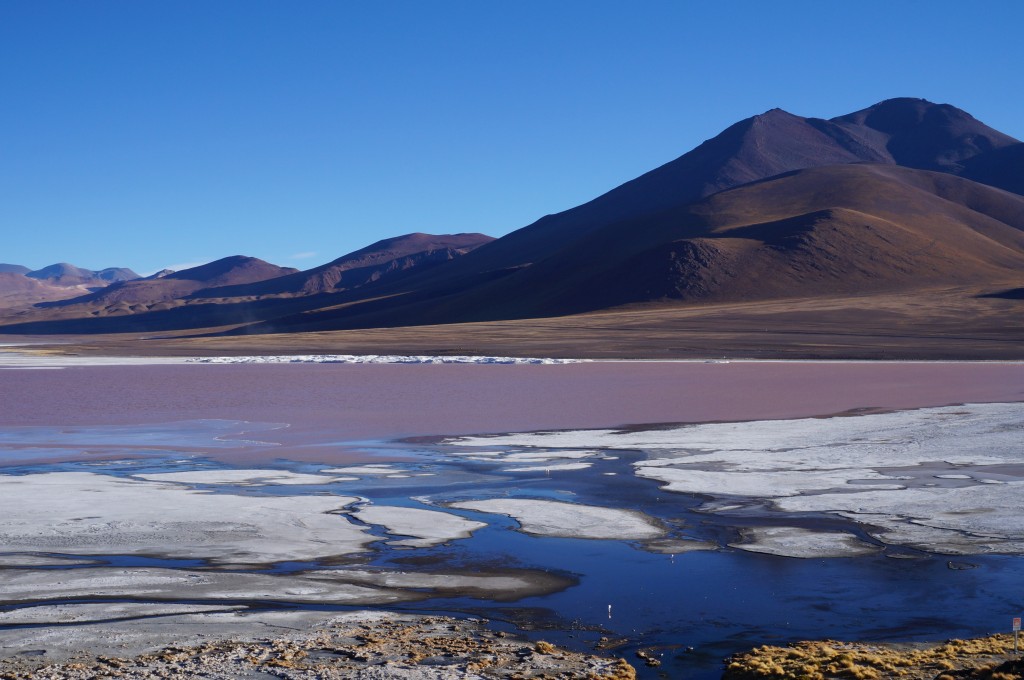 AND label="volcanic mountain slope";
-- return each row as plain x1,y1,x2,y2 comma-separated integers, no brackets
0,273,84,307
27,263,140,286
248,164,1024,331
196,232,494,298
0,234,495,332
1,97,1021,337
222,98,1021,335
394,98,1021,283
0,263,141,308
49,256,299,310
0,264,31,275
